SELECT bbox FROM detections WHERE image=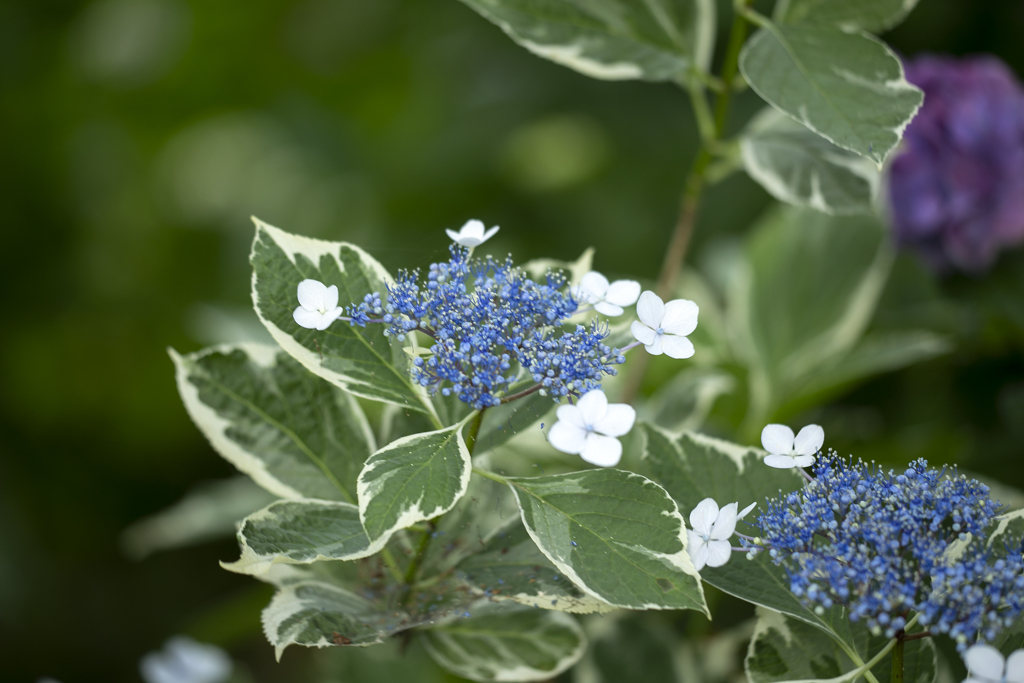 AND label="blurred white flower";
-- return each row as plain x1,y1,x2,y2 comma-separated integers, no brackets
574,271,641,317
140,636,232,683
761,424,824,469
962,644,1024,683
630,291,698,359
687,498,756,571
446,219,499,247
548,389,635,468
293,278,343,330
